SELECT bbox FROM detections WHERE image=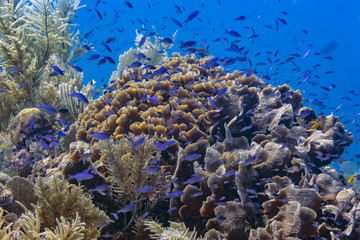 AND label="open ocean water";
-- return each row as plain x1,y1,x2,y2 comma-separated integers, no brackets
75,0,360,172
